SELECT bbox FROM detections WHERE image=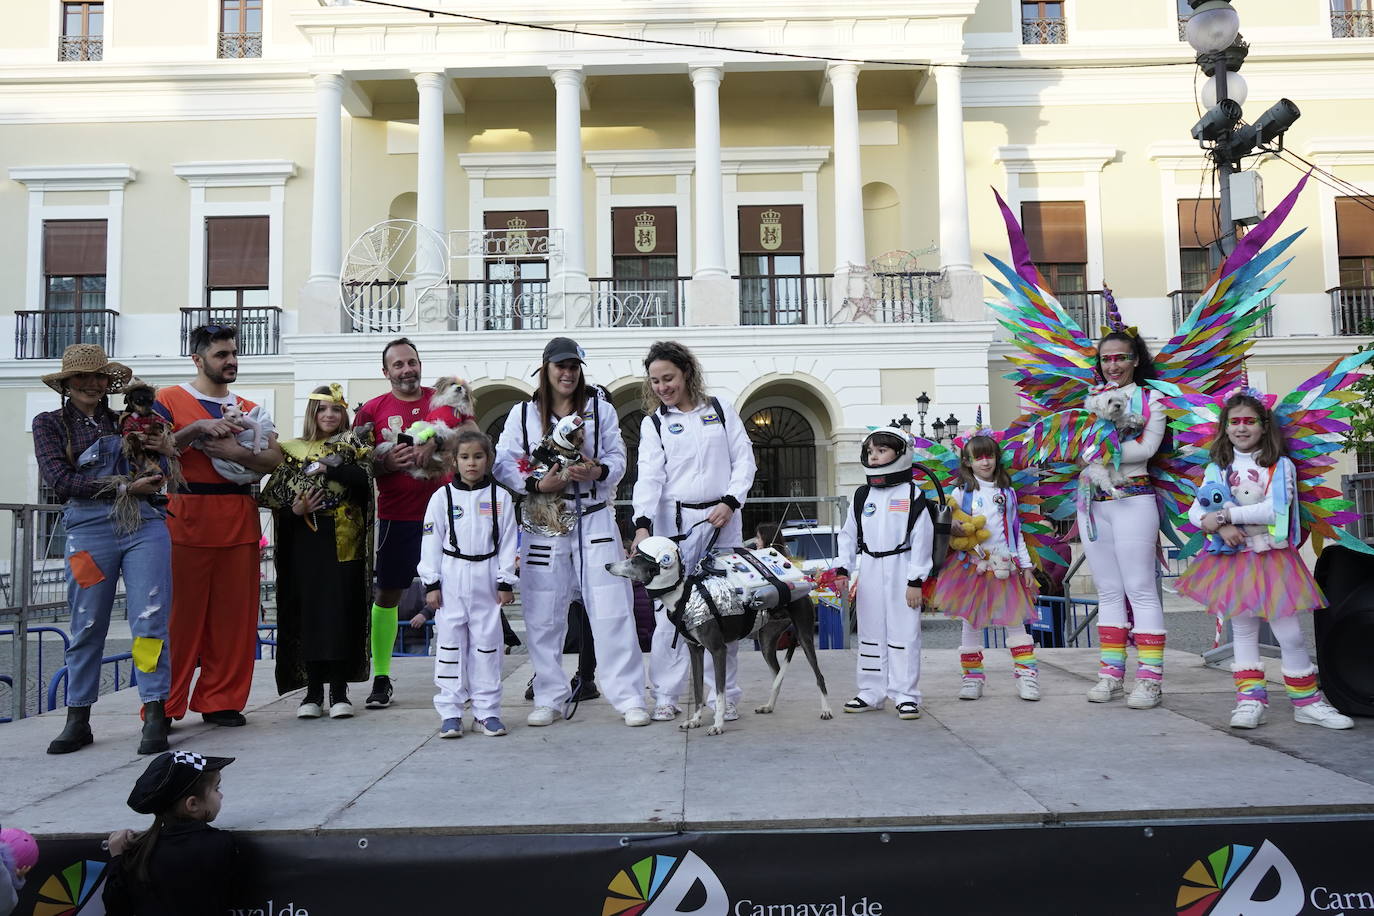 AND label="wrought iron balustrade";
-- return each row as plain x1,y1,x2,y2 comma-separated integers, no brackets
588,277,687,327
218,31,263,58
1331,9,1374,37
865,271,941,323
1056,290,1107,333
58,36,102,61
1170,290,1274,336
448,279,549,331
179,306,281,355
1022,17,1067,44
343,279,408,333
736,274,831,326
15,309,118,360
1330,286,1374,335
